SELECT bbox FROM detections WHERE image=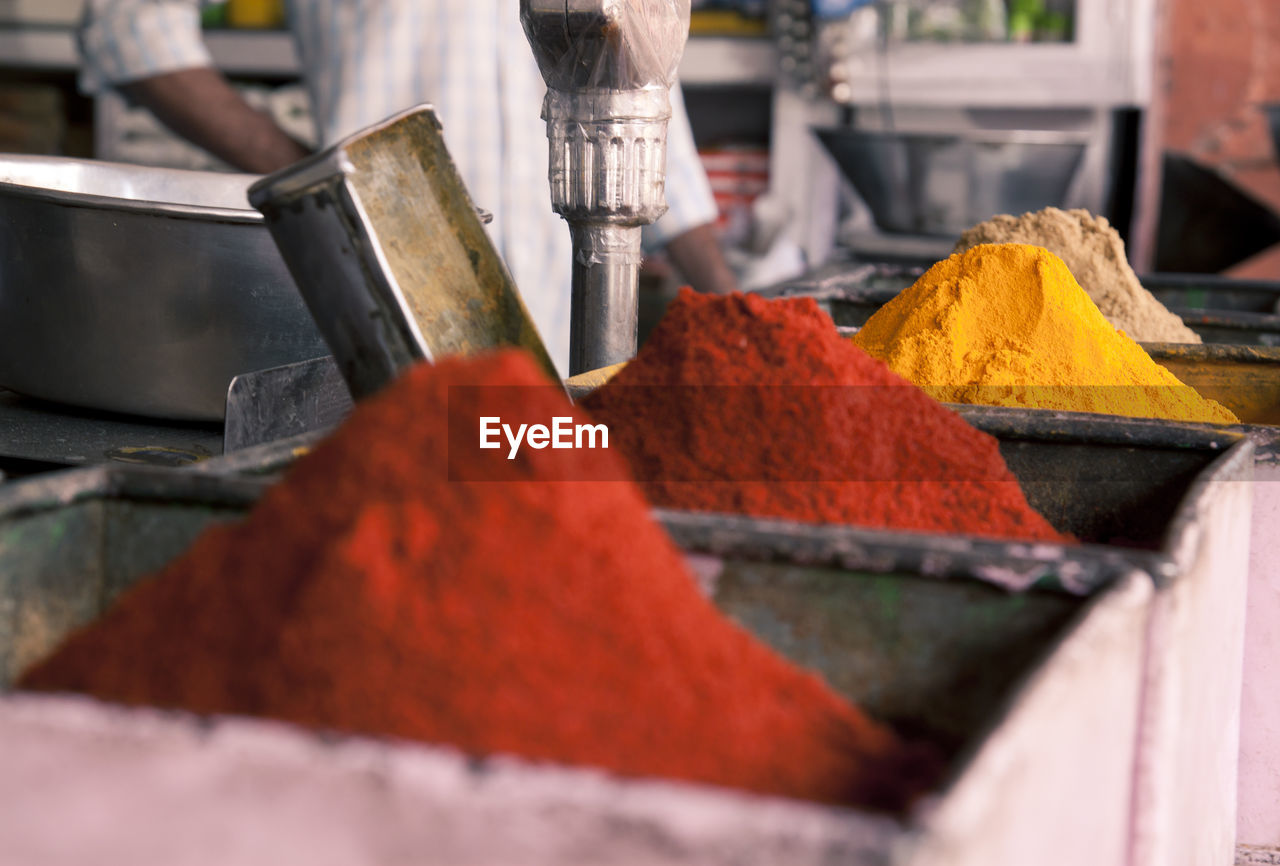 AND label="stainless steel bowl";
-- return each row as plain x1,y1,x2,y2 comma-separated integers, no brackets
814,128,1087,237
0,156,329,421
